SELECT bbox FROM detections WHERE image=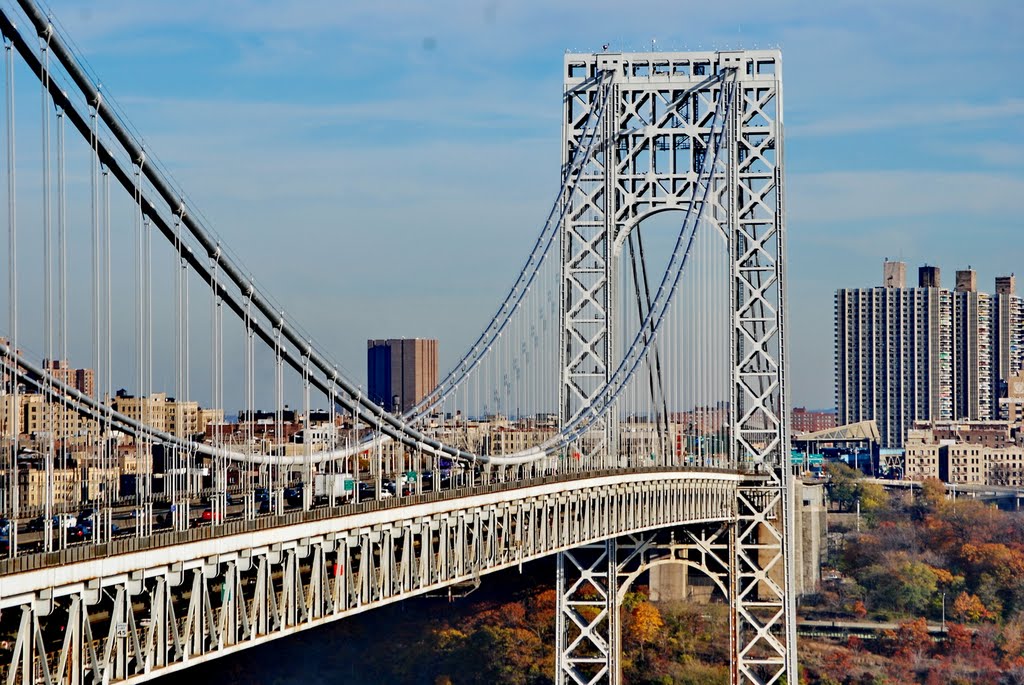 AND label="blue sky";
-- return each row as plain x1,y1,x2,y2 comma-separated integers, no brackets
36,0,1024,408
